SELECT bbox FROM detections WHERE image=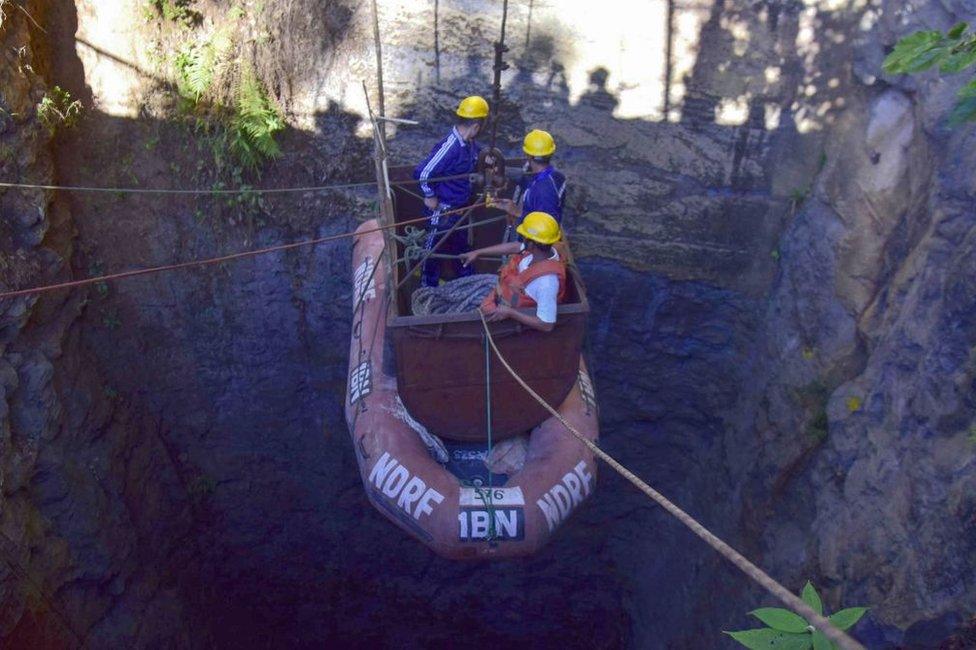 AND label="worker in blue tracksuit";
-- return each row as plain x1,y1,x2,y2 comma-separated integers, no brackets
413,95,489,287
492,129,567,230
